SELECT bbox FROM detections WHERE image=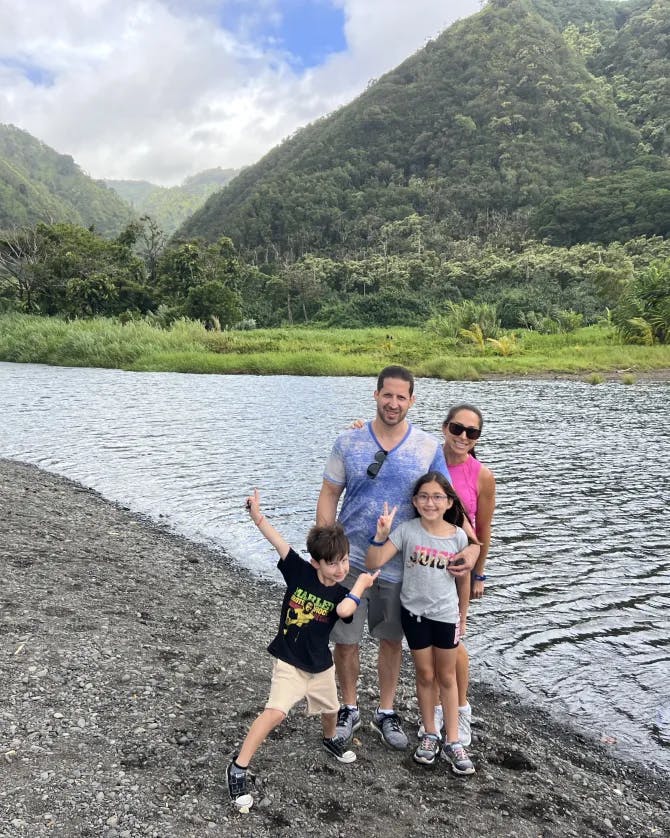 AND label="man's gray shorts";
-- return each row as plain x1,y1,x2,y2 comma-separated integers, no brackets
330,566,403,644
